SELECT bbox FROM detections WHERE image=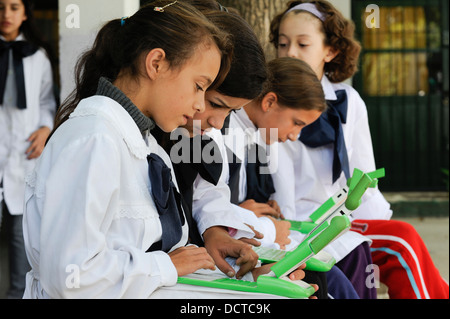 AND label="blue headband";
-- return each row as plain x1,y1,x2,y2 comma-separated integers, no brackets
286,3,326,22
